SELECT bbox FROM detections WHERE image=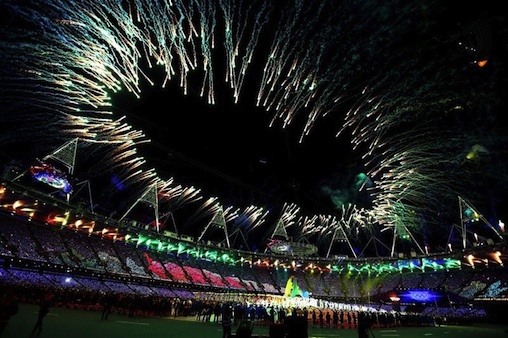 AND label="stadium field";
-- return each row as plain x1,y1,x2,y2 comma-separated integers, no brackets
2,303,508,338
